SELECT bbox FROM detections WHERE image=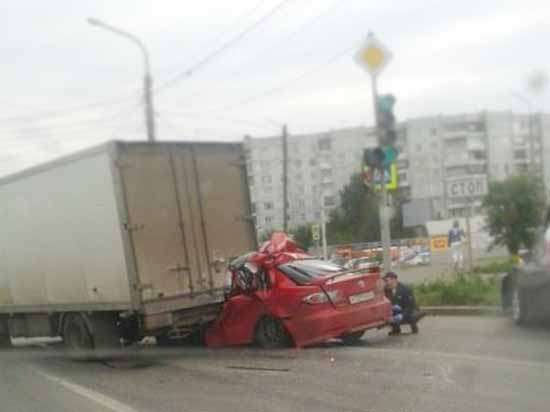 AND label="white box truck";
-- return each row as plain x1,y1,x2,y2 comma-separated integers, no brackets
0,141,256,352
